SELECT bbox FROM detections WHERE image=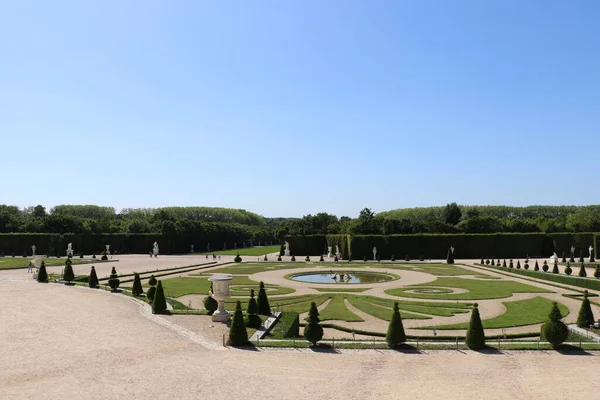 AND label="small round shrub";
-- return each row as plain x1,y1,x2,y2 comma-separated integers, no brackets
319,255,324,262
291,255,296,261
405,255,410,262
277,255,282,261
542,261,549,272
565,262,572,276
594,265,600,279
485,259,490,265
234,254,242,263
305,255,310,262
